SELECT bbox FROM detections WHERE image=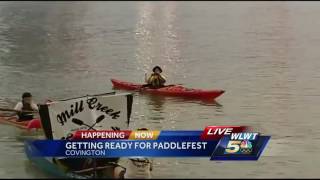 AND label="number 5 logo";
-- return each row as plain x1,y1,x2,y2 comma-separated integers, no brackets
225,140,241,154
